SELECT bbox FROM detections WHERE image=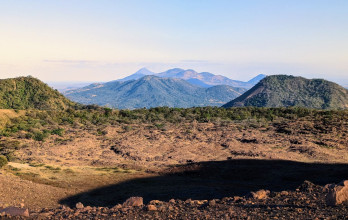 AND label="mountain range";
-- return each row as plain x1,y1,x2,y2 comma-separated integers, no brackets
65,75,246,109
0,74,347,111
118,68,266,89
223,75,348,109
